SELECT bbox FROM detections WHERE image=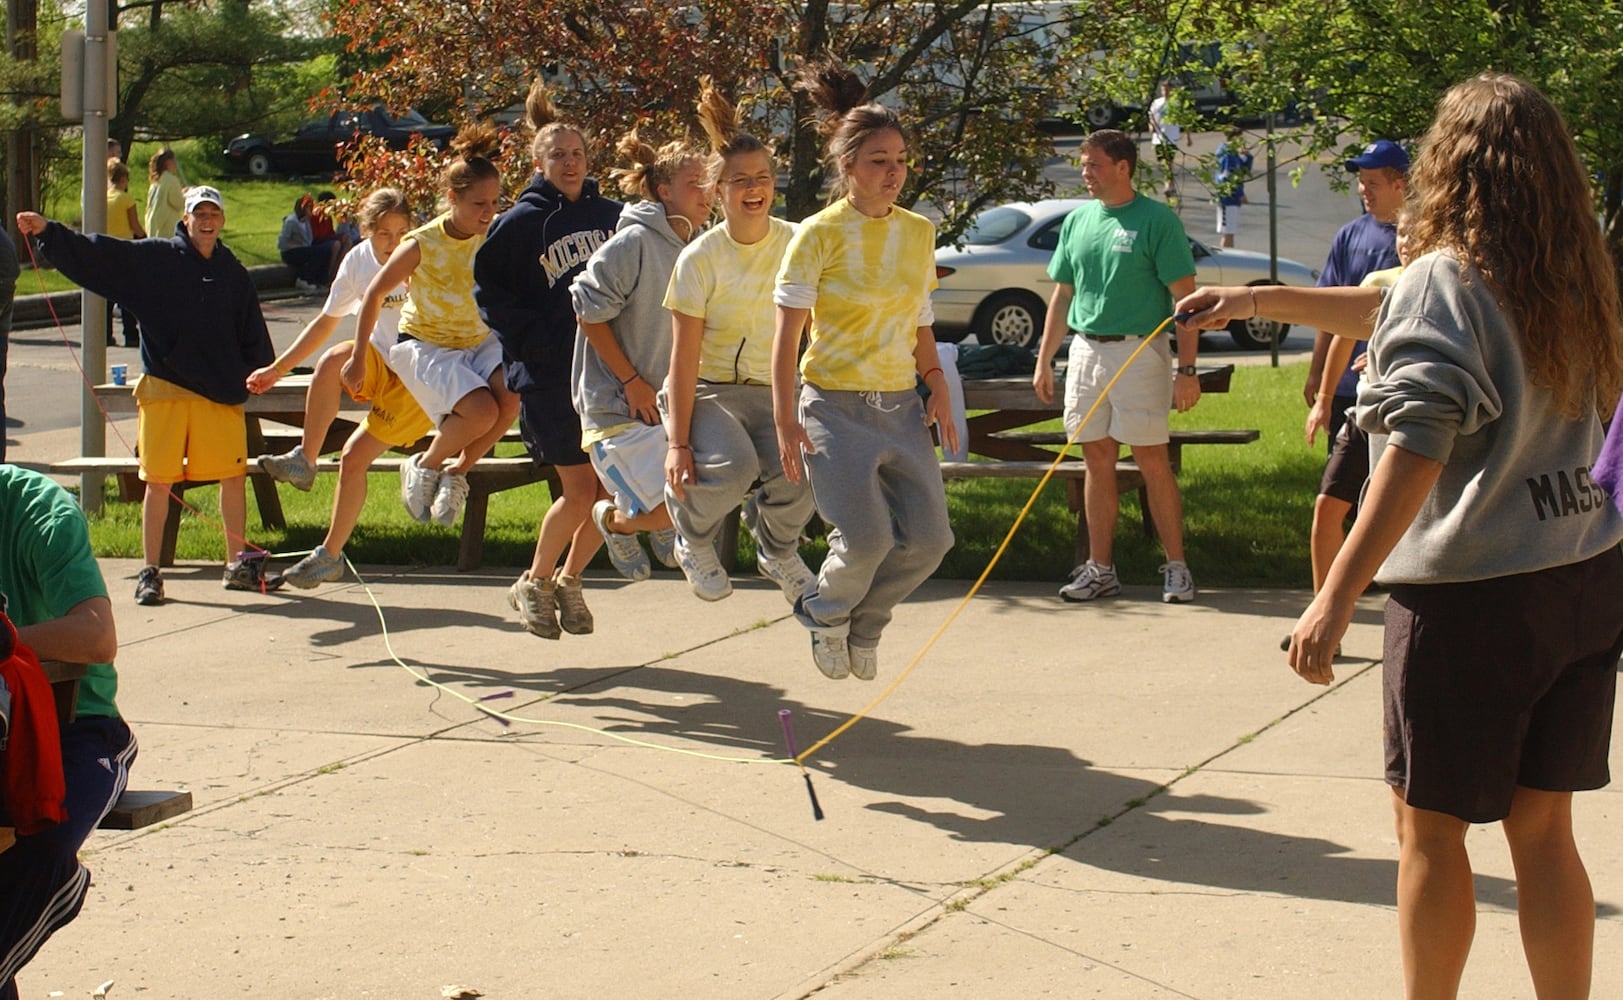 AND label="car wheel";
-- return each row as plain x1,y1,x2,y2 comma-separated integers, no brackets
246,152,272,177
1228,314,1291,350
974,291,1045,349
1084,102,1119,130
